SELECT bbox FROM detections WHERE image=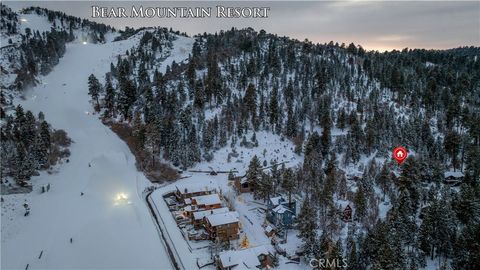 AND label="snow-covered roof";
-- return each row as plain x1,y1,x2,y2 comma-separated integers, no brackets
192,194,222,206
265,225,274,233
193,207,229,220
207,211,239,226
219,246,270,269
273,204,292,214
183,205,197,212
269,196,284,206
184,198,192,205
444,171,464,178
